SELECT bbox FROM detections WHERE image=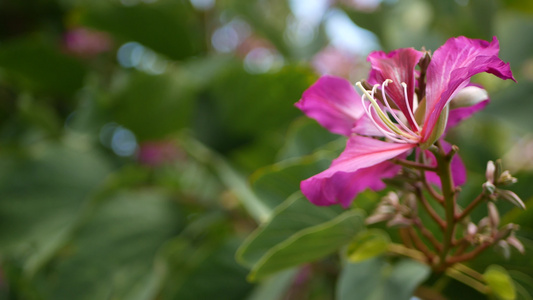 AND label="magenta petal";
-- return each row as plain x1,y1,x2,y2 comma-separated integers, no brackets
295,75,364,136
301,161,402,208
367,48,424,129
352,111,387,137
423,36,515,142
423,140,466,187
446,99,489,131
300,135,414,207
